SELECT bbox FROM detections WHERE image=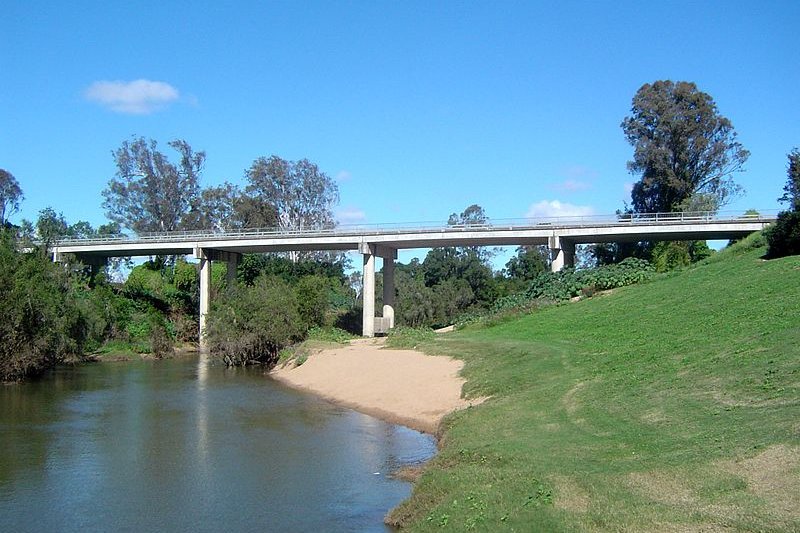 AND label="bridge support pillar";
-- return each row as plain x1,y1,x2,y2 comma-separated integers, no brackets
195,248,241,350
197,249,211,350
549,236,575,272
360,244,376,338
226,252,240,287
360,244,398,337
382,257,395,330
